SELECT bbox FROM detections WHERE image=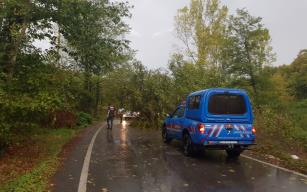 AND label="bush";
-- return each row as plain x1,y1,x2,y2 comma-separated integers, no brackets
47,111,76,128
76,112,92,127
255,106,307,147
0,93,11,153
288,99,307,131
255,107,291,138
0,123,10,155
